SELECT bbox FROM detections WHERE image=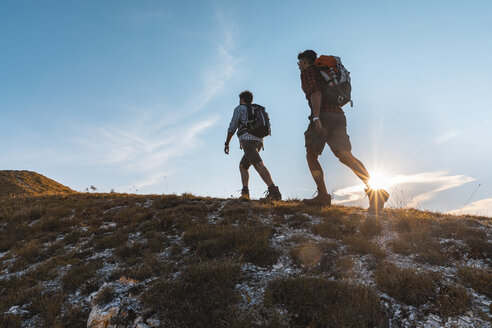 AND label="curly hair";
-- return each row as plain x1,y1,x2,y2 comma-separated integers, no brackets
239,90,253,104
298,50,317,64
